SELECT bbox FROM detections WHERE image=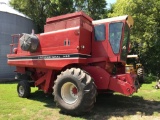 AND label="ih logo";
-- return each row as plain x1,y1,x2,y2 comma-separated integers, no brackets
64,38,70,46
